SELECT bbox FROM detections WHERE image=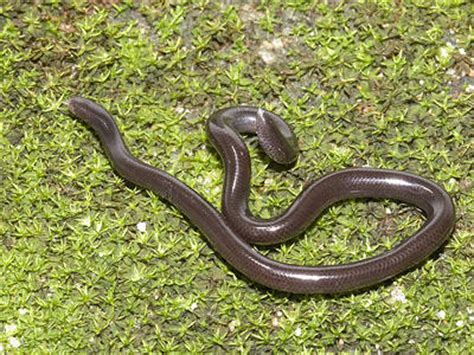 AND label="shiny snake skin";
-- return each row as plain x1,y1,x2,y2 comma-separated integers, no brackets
68,97,455,294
